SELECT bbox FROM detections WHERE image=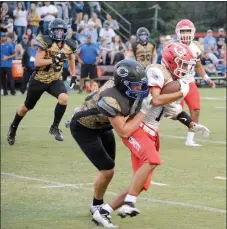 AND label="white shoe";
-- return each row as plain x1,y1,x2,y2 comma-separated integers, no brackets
92,210,118,228
90,204,104,215
185,141,202,147
117,203,141,218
